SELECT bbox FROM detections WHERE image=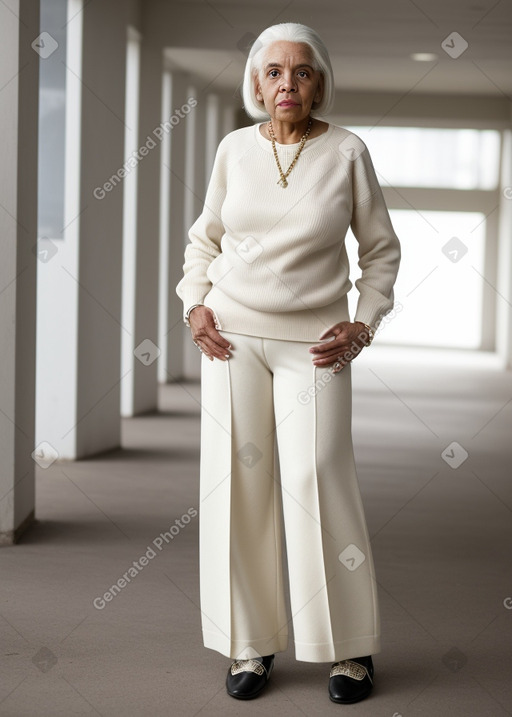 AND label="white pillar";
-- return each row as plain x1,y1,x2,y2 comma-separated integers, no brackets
163,72,204,381
182,82,207,379
121,27,142,416
158,70,173,384
129,37,162,413
74,0,129,450
184,82,207,239
36,0,128,460
497,128,512,370
0,2,39,543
